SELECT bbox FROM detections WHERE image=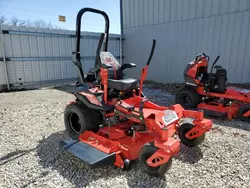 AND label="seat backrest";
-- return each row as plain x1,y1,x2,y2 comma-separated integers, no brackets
100,52,123,79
